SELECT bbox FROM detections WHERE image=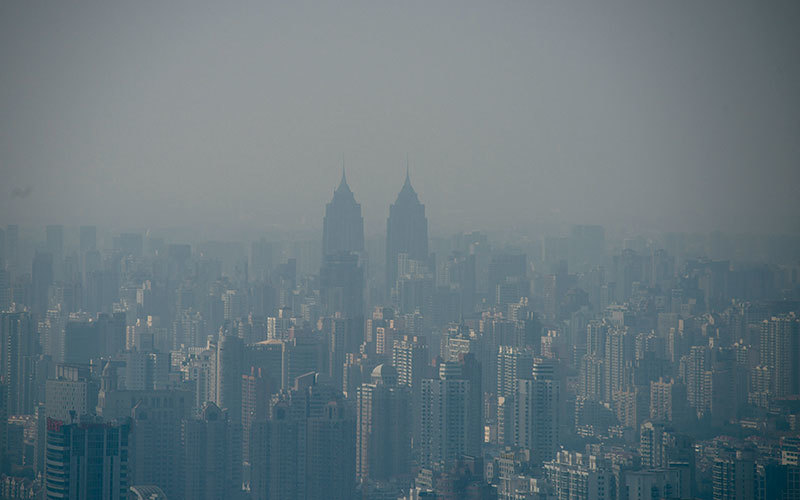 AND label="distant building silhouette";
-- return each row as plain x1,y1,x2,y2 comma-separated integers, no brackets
323,168,364,259
386,169,428,297
356,364,411,483
1,312,40,415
